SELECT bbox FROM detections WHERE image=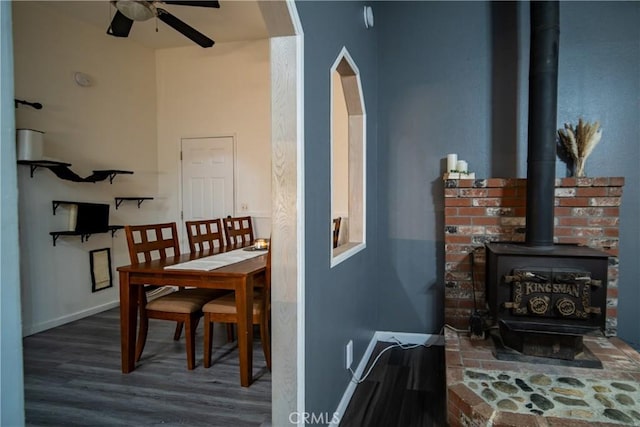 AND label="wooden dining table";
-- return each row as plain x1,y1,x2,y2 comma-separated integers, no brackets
117,246,267,387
